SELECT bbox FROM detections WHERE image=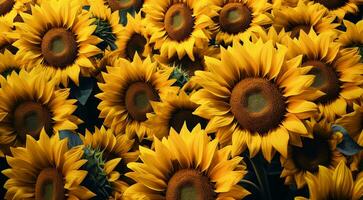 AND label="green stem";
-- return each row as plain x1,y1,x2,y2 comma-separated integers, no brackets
240,179,262,194
248,156,272,200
